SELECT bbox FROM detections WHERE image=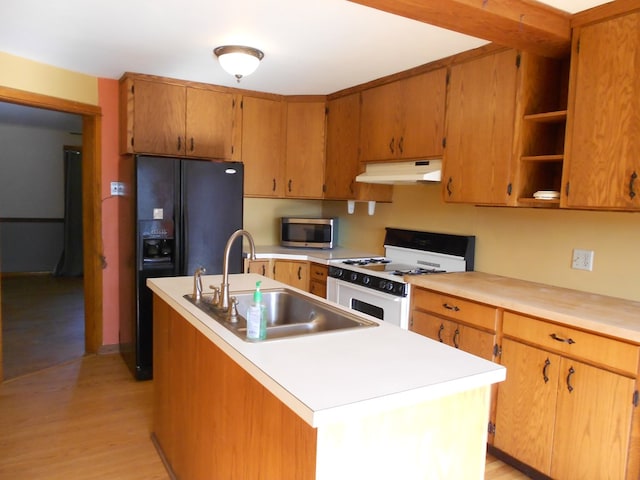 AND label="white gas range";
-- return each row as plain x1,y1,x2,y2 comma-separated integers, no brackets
326,228,475,329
